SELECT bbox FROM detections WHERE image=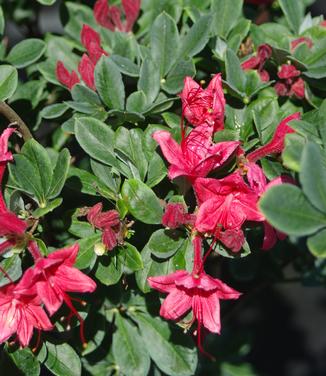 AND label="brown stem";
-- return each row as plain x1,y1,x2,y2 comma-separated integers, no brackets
0,101,33,141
